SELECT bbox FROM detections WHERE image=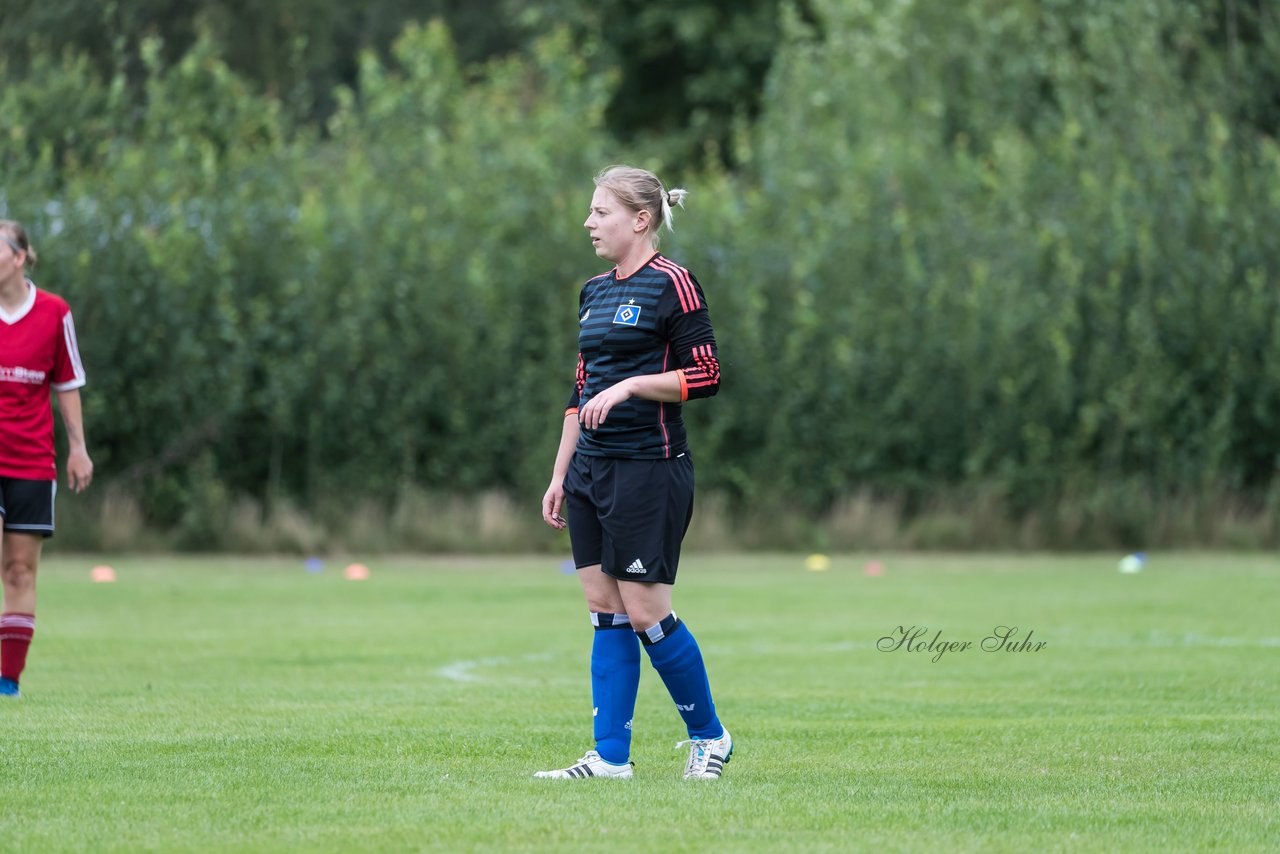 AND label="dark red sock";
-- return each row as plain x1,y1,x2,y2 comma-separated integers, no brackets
0,613,36,682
